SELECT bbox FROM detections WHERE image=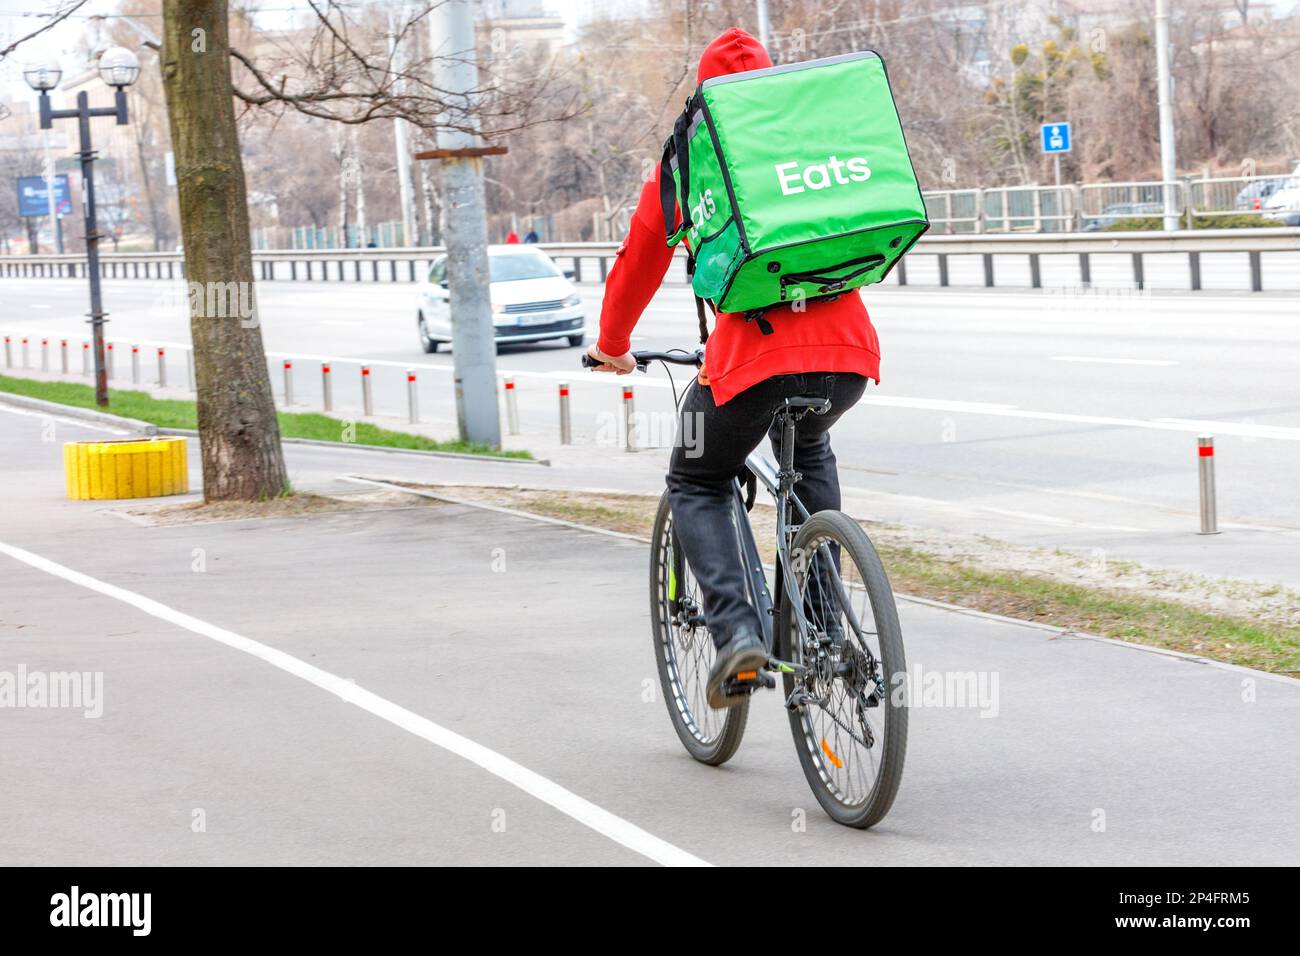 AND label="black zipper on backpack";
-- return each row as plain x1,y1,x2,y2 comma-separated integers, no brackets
777,253,888,299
